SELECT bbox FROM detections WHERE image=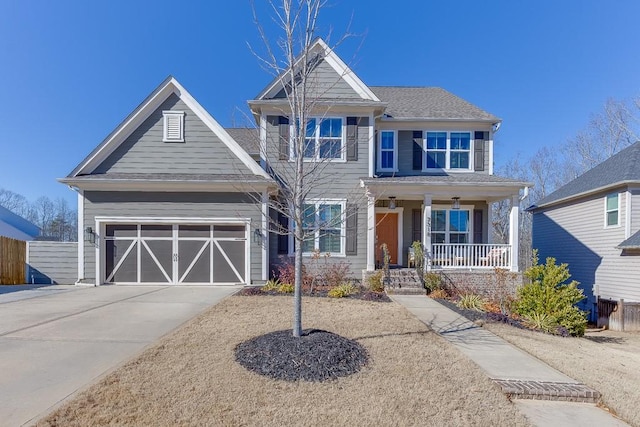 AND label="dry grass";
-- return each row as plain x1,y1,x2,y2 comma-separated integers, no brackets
38,296,529,427
484,323,640,426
